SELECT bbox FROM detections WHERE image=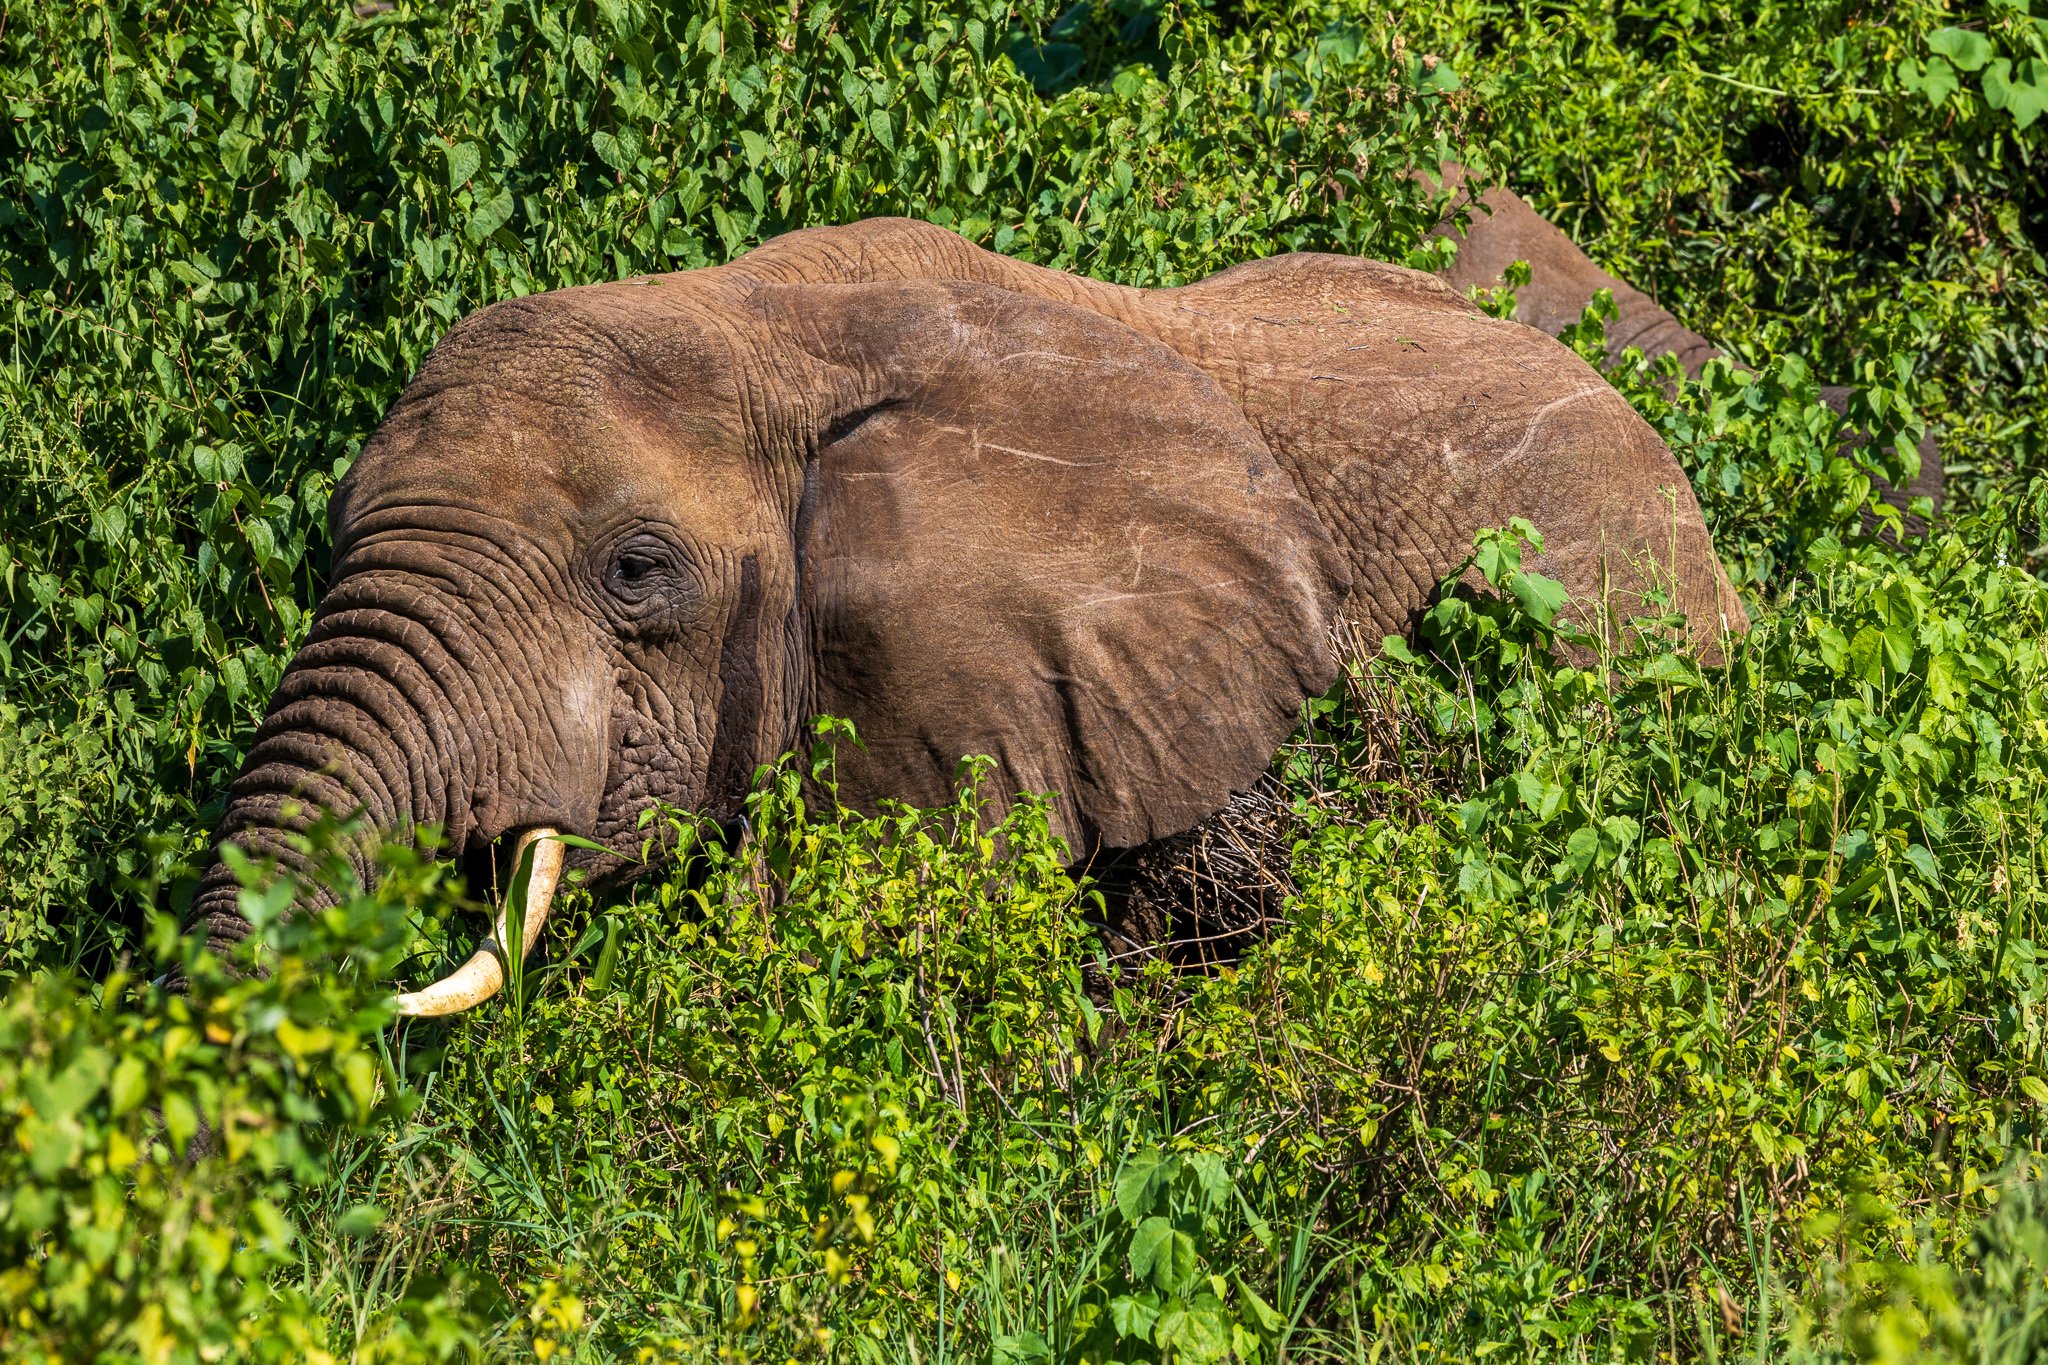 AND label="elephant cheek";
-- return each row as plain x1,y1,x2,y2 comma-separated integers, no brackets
463,657,611,846
547,662,614,823
601,700,693,825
